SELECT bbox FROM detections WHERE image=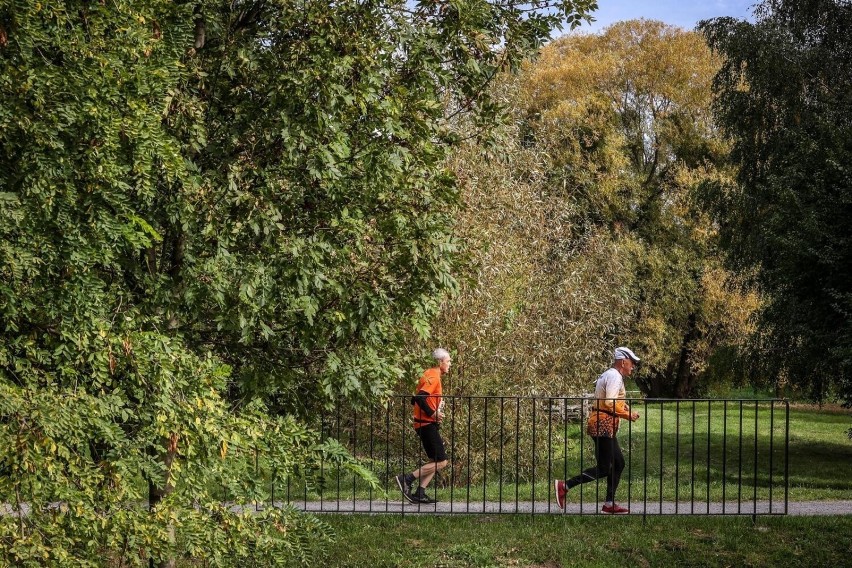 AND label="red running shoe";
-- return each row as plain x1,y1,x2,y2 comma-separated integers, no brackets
601,503,629,514
554,480,567,510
